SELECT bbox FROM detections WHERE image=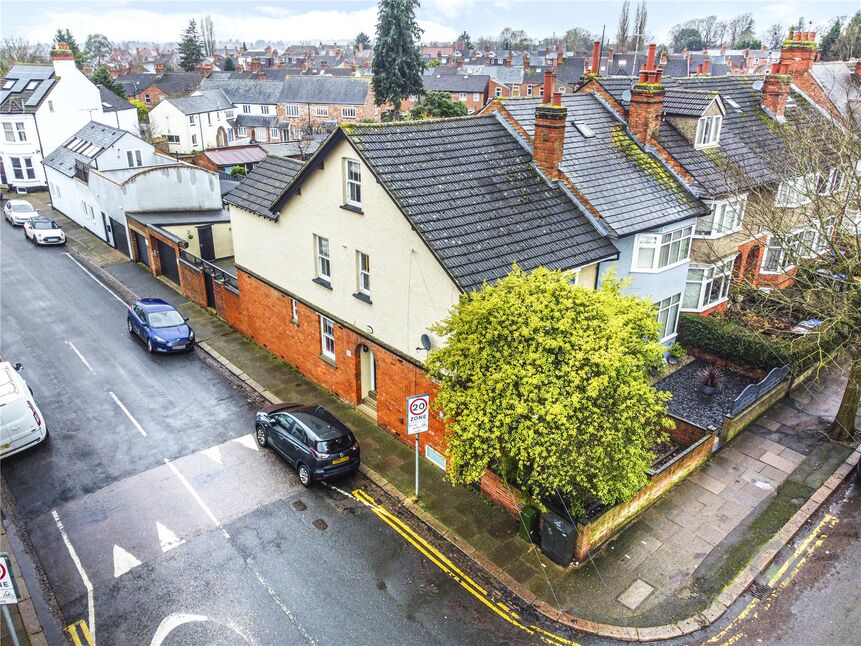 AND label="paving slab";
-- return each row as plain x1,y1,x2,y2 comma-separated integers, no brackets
760,451,796,473
617,578,655,610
